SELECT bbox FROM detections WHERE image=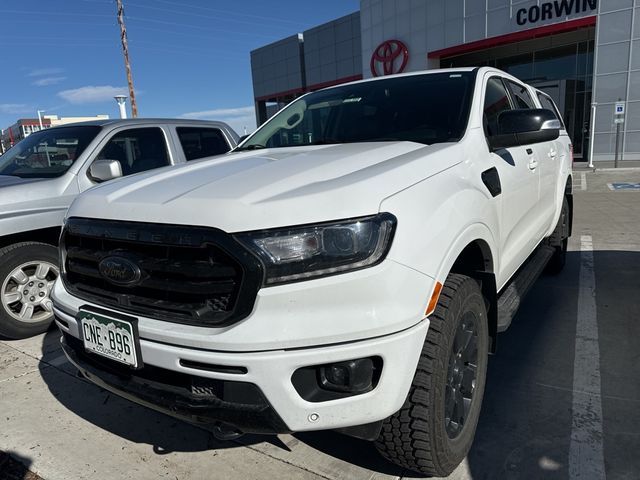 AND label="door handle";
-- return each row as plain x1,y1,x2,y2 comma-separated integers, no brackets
528,158,538,170
548,149,557,158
